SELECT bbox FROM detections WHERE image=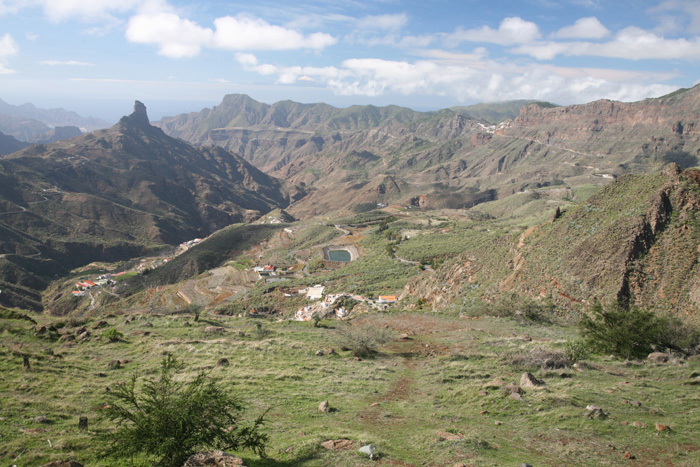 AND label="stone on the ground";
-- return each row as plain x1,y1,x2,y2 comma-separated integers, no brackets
34,415,50,424
183,450,247,466
520,372,545,387
585,405,608,419
647,352,669,363
318,400,330,413
205,326,225,333
655,423,671,432
359,444,377,459
217,358,229,367
502,383,523,395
